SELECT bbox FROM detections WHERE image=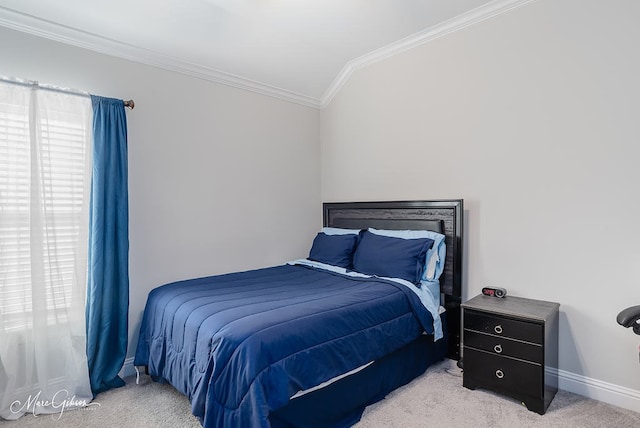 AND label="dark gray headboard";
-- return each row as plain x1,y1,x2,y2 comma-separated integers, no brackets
323,199,464,359
323,200,462,298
